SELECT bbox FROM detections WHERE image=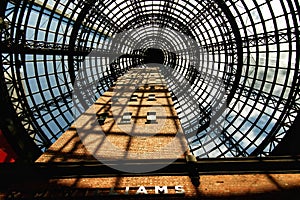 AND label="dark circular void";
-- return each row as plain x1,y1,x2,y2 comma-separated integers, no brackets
0,0,299,158
144,48,164,64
